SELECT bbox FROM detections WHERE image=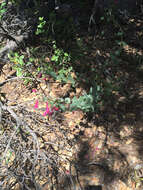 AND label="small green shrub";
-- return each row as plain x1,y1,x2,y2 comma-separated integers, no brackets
35,17,46,35
8,52,26,77
46,88,95,113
